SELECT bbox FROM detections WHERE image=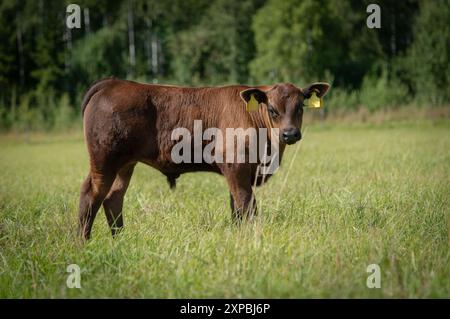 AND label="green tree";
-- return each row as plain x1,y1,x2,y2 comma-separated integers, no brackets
29,2,66,92
404,0,450,105
170,0,264,85
250,0,382,87
0,1,19,90
71,25,127,89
